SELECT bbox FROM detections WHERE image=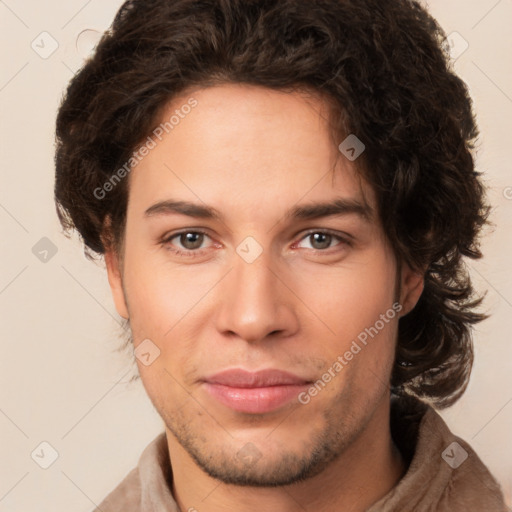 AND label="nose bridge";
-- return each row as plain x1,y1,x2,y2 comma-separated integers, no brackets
214,244,297,342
